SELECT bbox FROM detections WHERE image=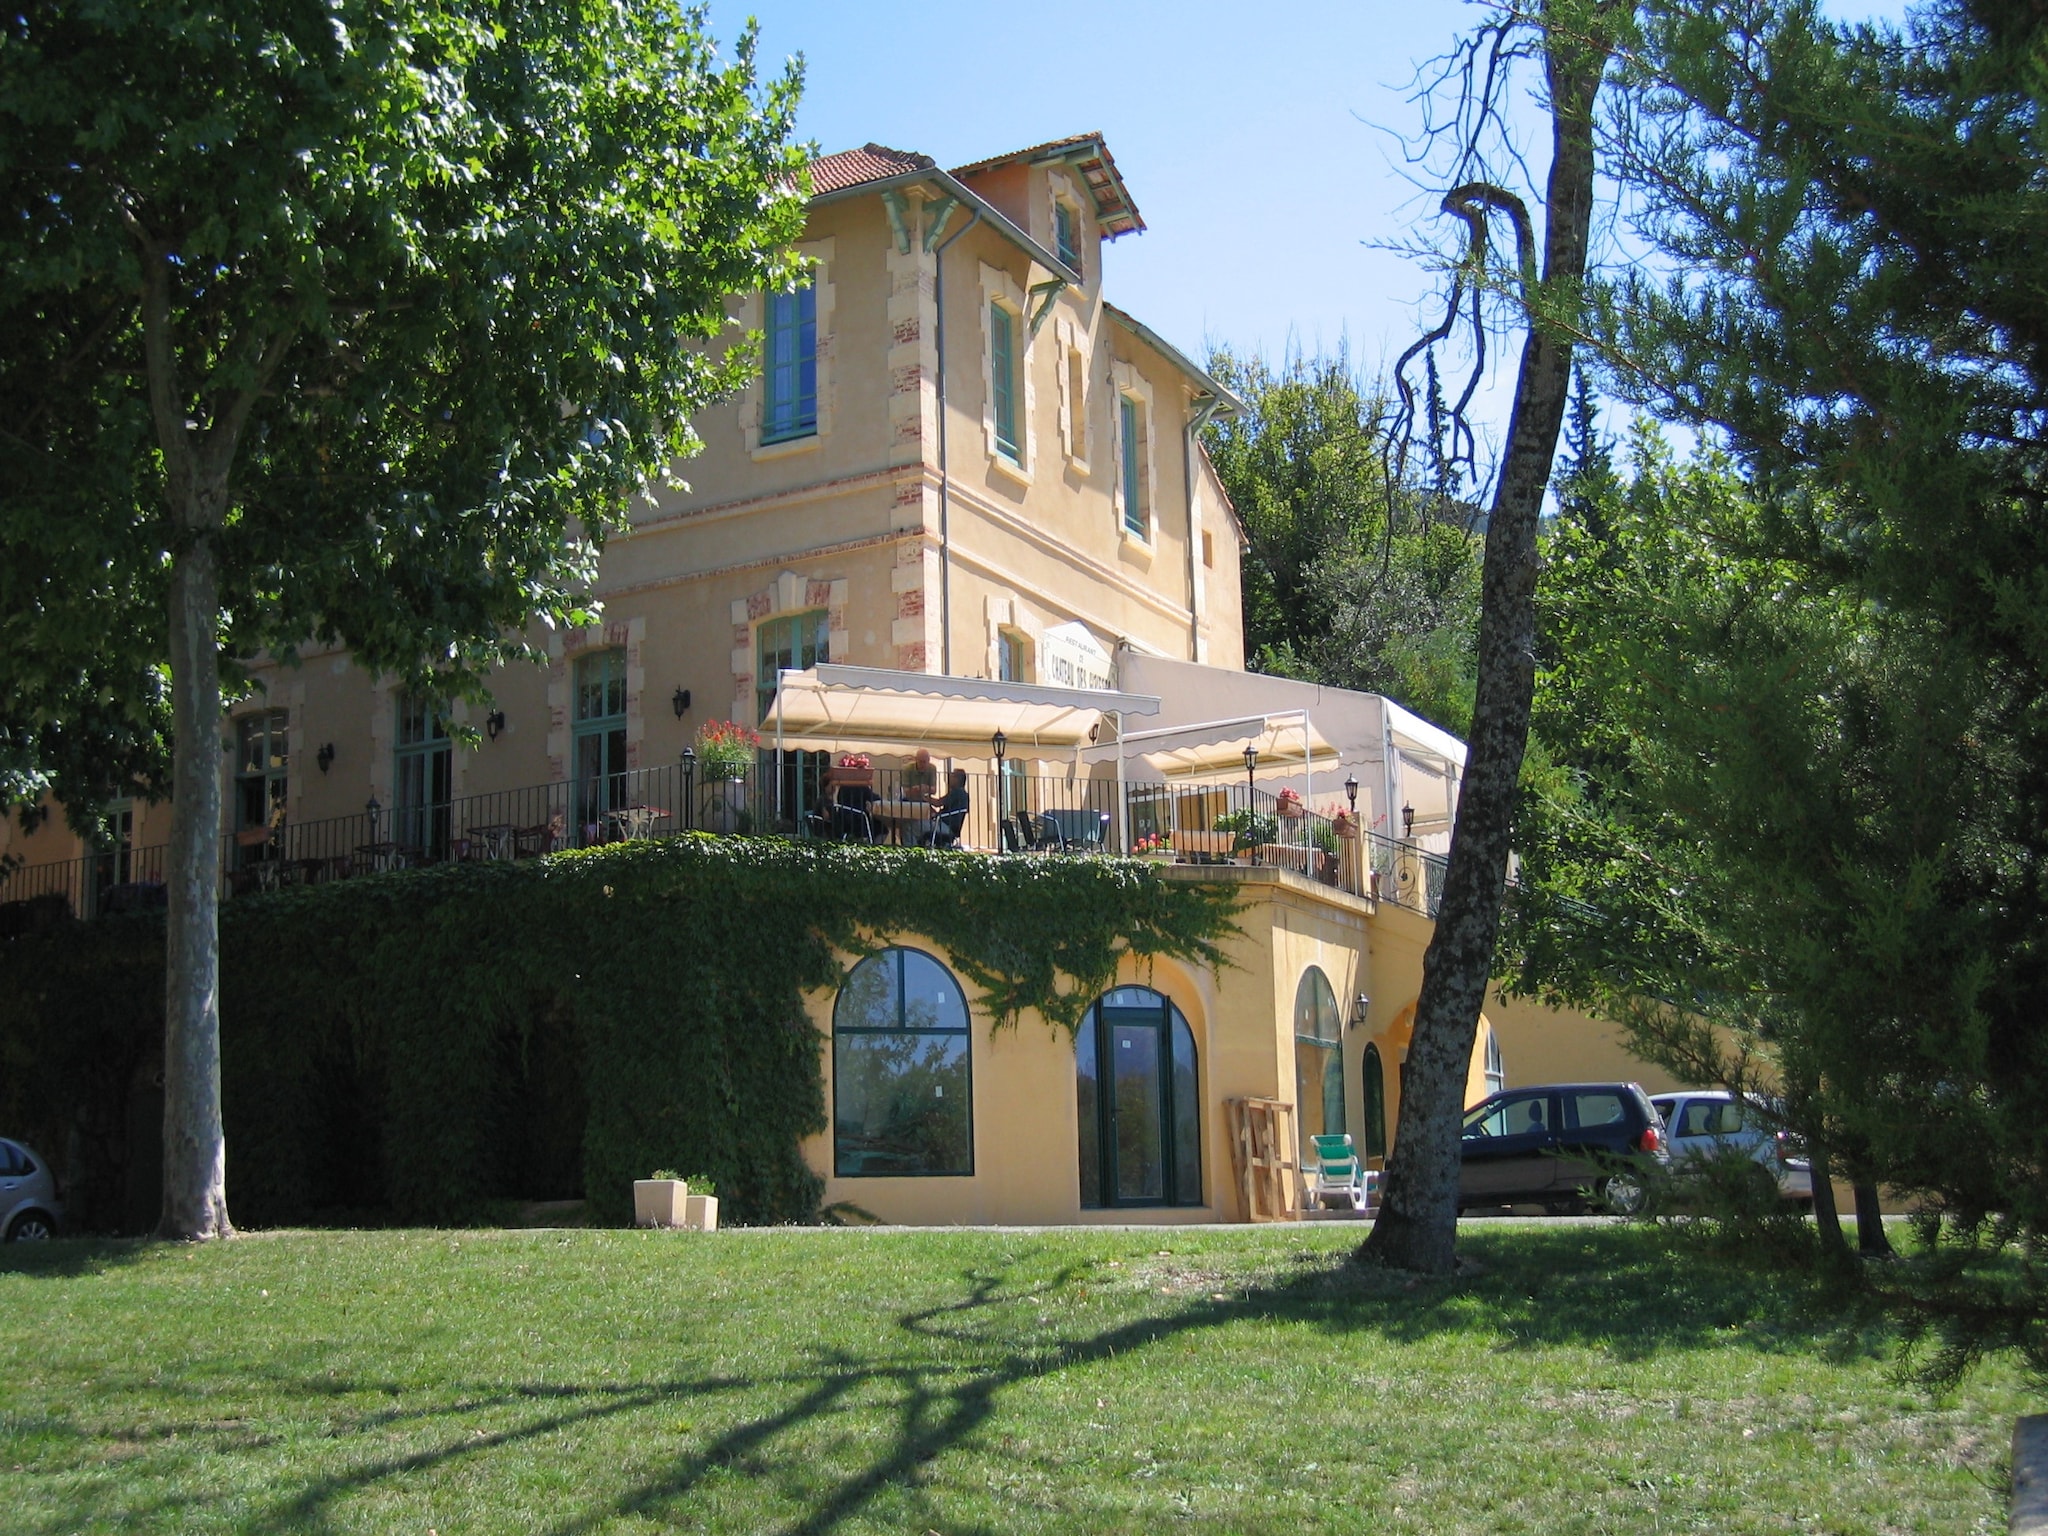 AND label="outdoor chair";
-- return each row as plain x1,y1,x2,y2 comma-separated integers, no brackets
1306,1133,1374,1211
930,807,969,849
1019,812,1064,852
